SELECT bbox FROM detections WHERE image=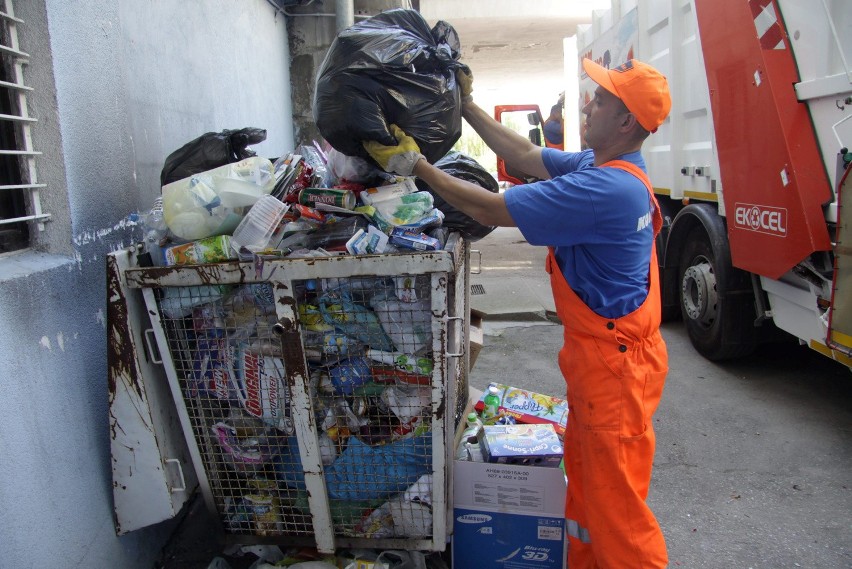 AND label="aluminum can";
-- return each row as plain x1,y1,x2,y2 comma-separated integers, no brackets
298,187,355,210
